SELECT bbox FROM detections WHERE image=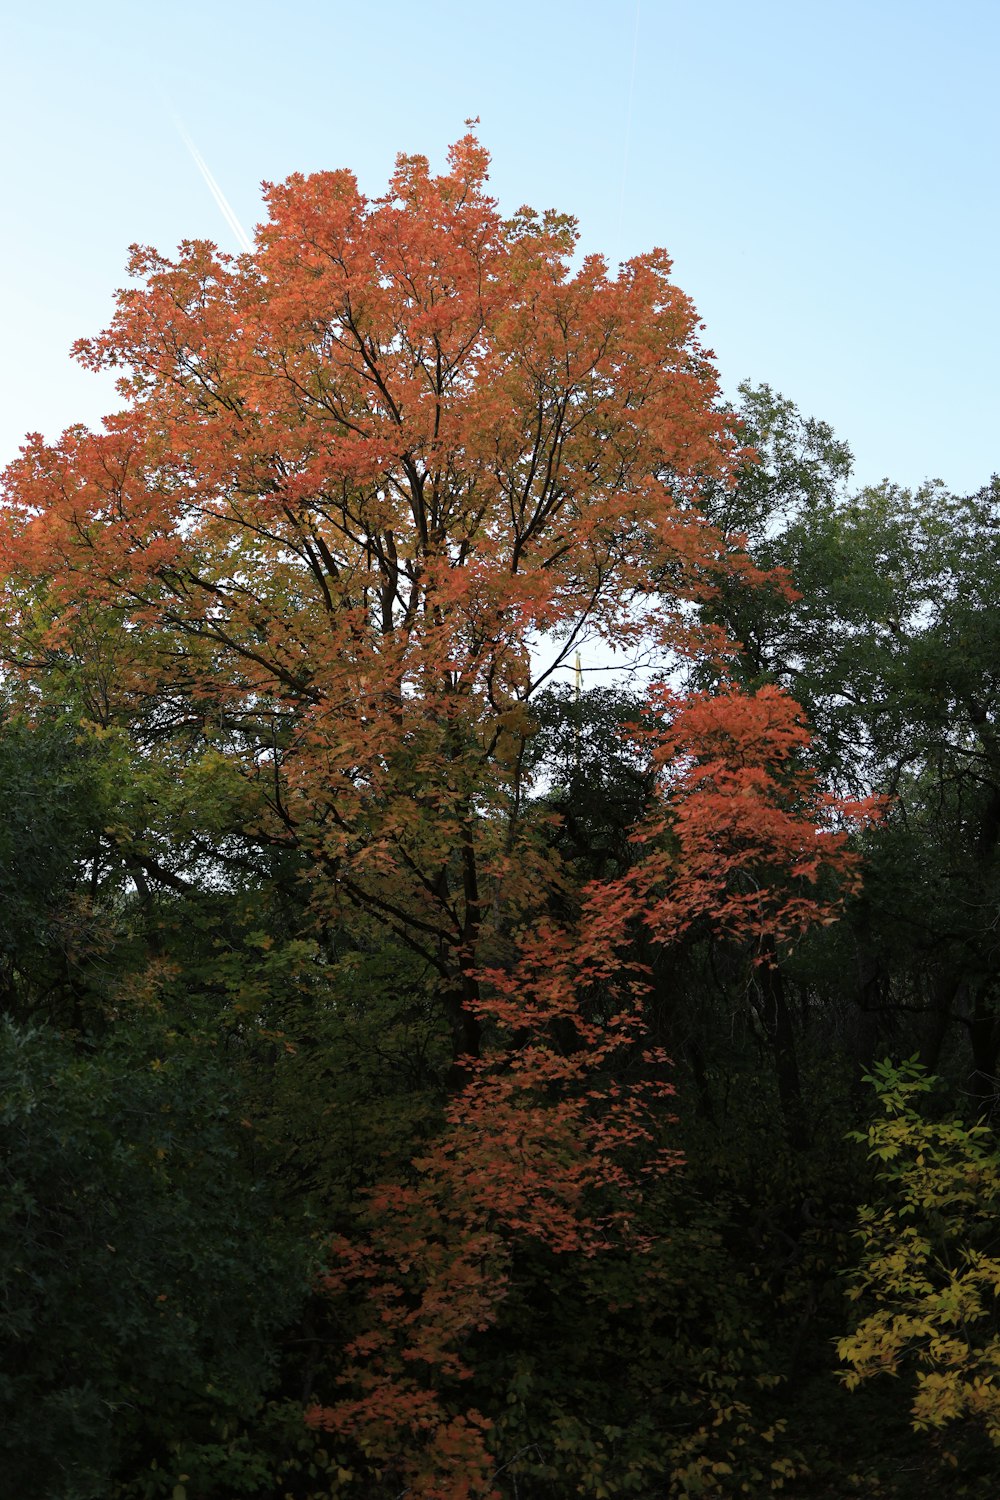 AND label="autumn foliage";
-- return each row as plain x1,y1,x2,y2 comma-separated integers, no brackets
0,134,876,1494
